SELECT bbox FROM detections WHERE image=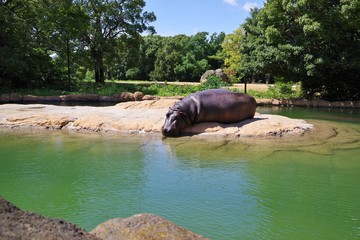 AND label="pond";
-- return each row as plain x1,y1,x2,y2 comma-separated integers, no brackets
0,107,359,239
